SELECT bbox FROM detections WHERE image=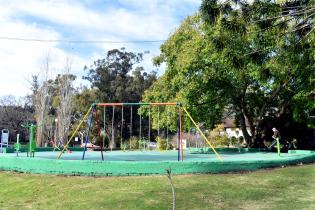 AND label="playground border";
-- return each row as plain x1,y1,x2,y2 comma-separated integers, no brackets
0,150,315,176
